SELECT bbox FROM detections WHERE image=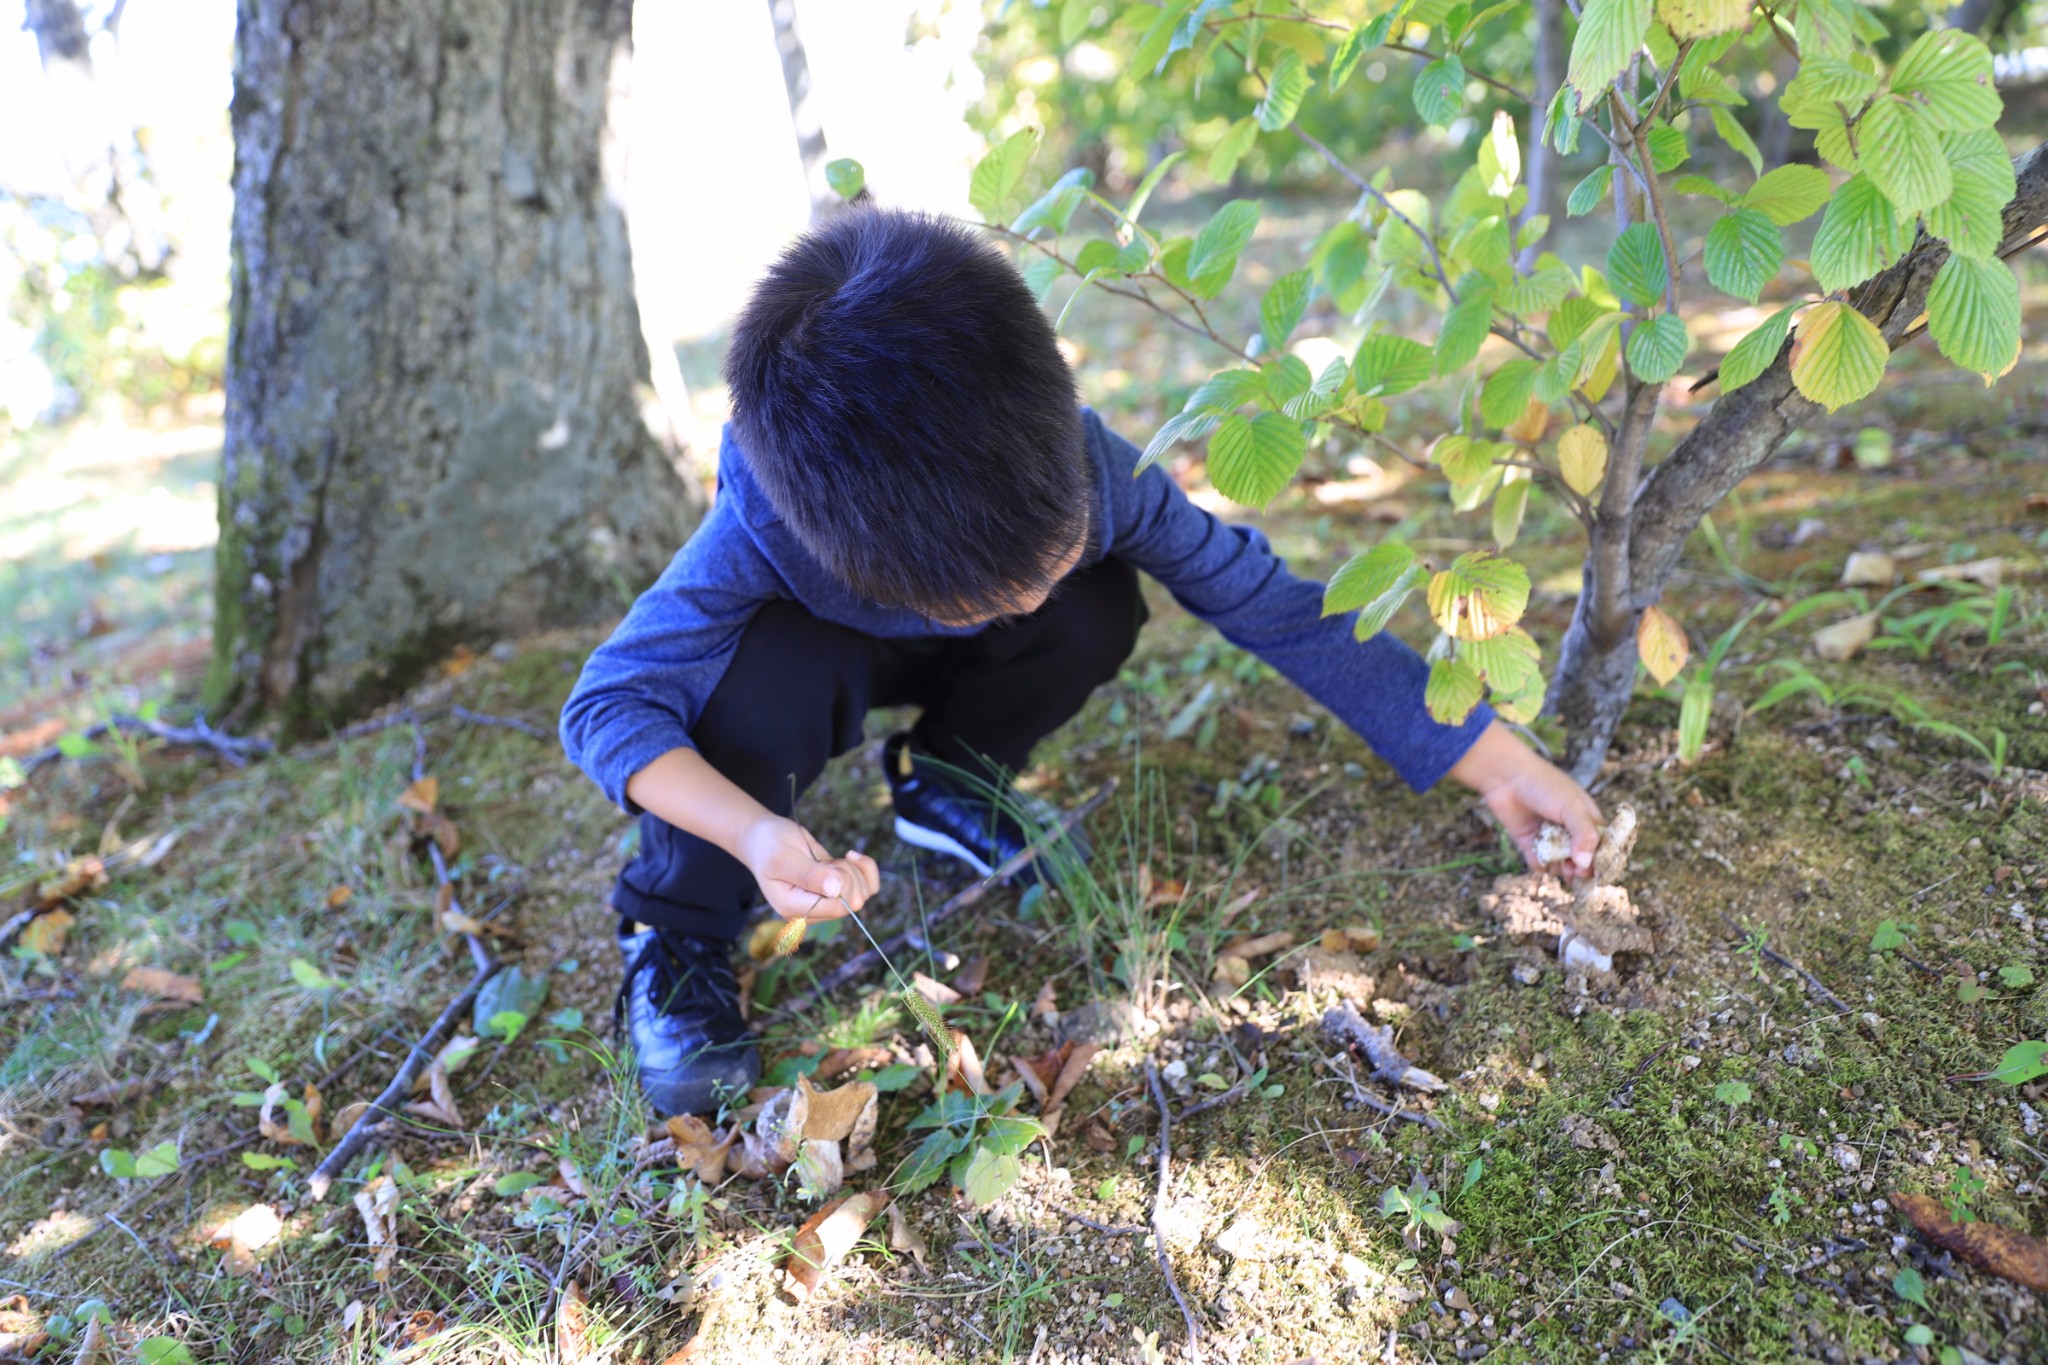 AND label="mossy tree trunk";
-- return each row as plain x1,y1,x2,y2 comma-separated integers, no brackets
212,0,700,731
